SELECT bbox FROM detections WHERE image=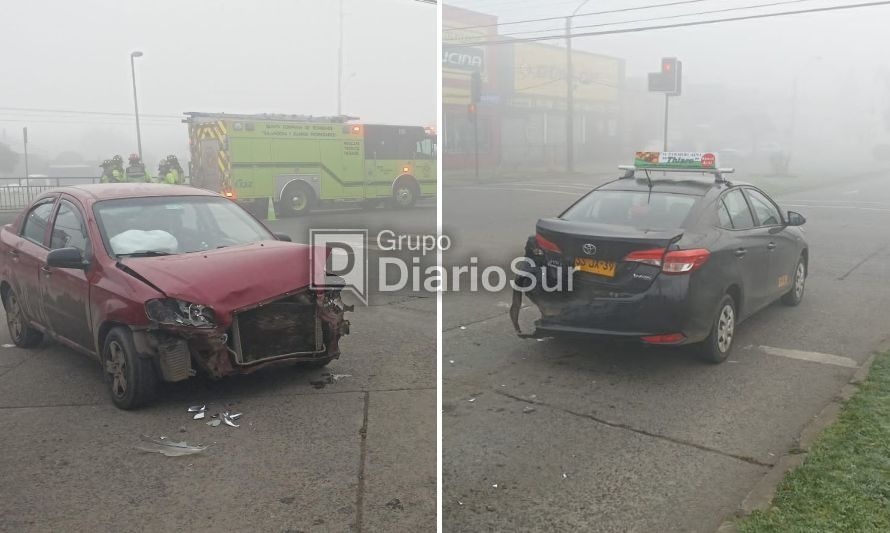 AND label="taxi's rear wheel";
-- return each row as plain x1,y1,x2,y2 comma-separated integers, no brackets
4,289,42,348
103,327,157,410
699,294,736,364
